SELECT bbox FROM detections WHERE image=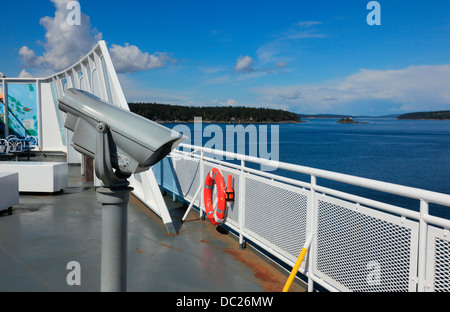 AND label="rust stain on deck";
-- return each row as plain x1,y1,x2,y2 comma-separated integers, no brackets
224,248,305,292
